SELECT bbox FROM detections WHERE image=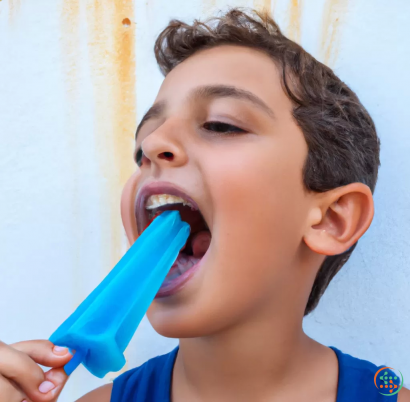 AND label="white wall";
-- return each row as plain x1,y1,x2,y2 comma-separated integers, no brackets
0,0,409,400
